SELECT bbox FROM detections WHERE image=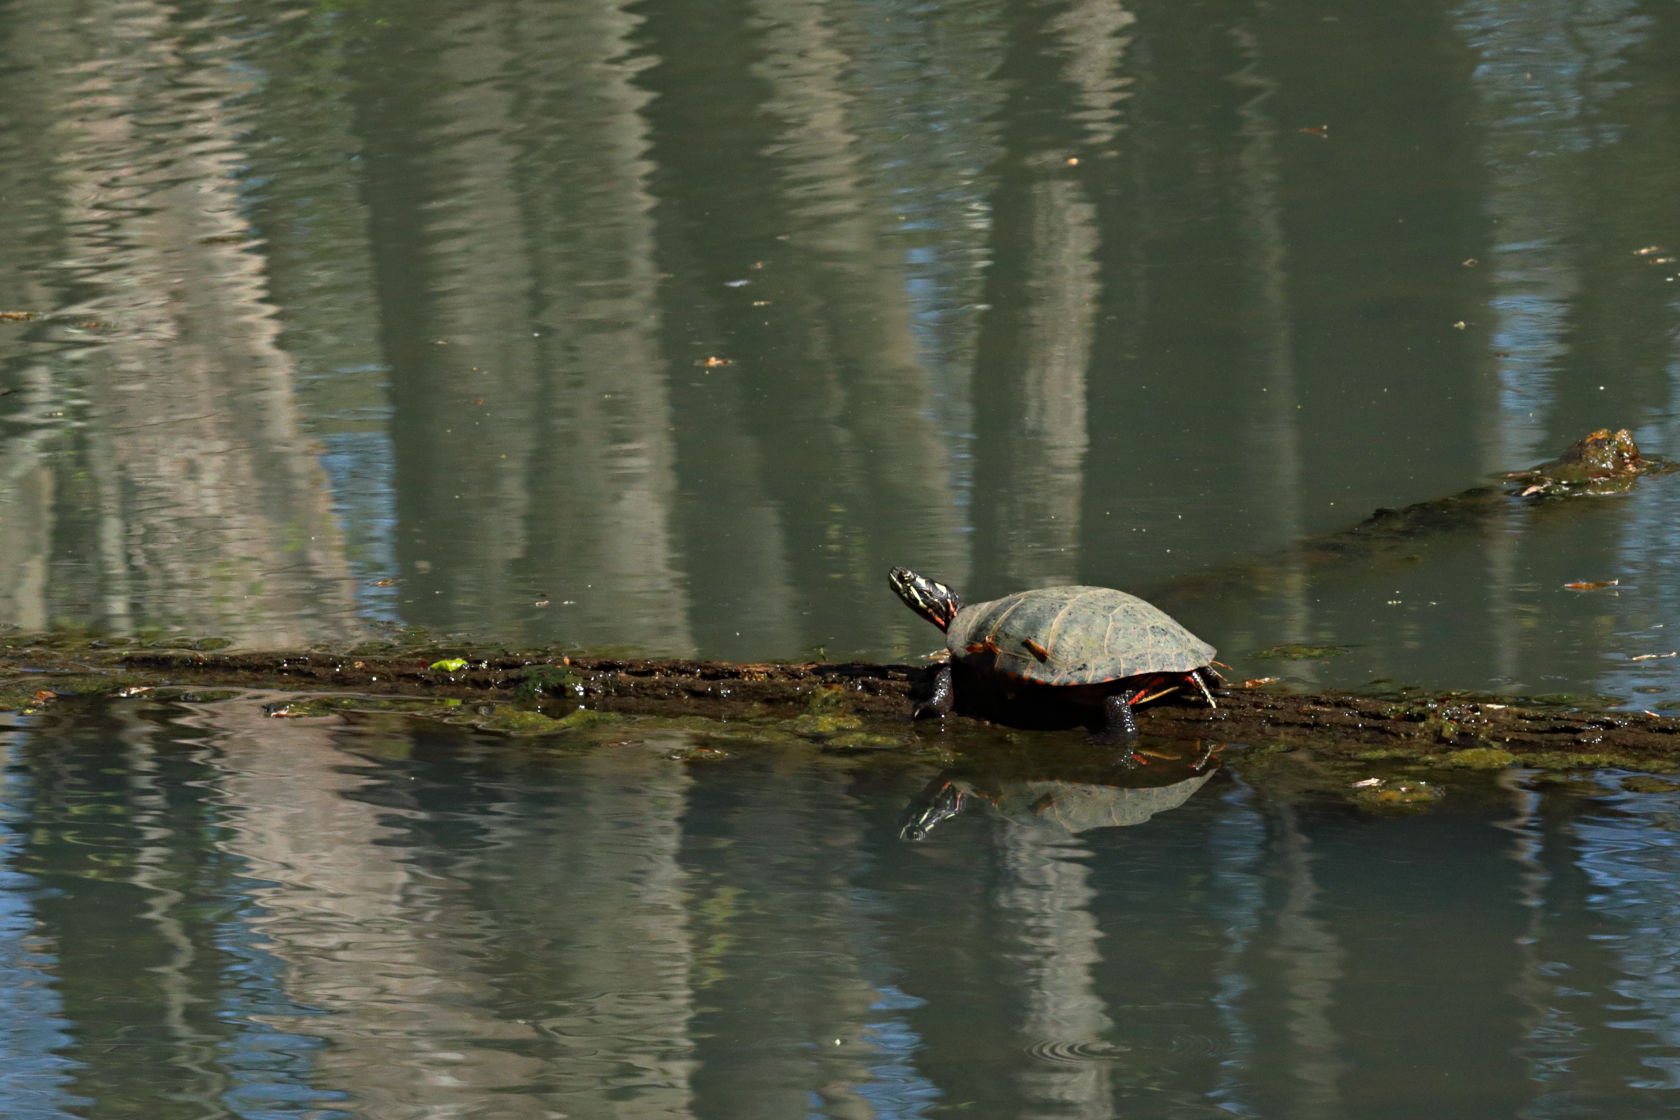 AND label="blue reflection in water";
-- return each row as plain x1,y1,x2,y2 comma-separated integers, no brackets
0,735,86,1119
857,984,938,1118
1576,786,1680,1092
1204,782,1267,1117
